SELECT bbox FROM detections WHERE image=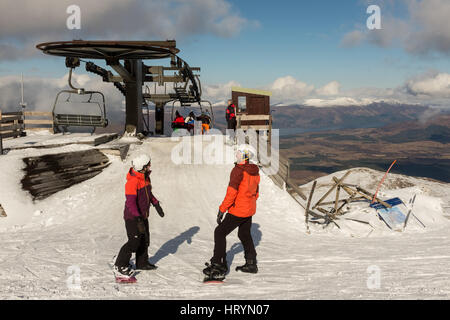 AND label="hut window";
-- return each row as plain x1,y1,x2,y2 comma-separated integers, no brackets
238,96,247,113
